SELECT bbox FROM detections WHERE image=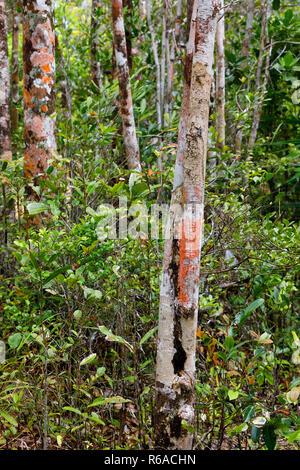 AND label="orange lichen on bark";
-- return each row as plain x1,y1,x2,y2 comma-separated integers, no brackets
43,75,52,84
41,64,51,73
178,214,202,307
23,88,32,103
